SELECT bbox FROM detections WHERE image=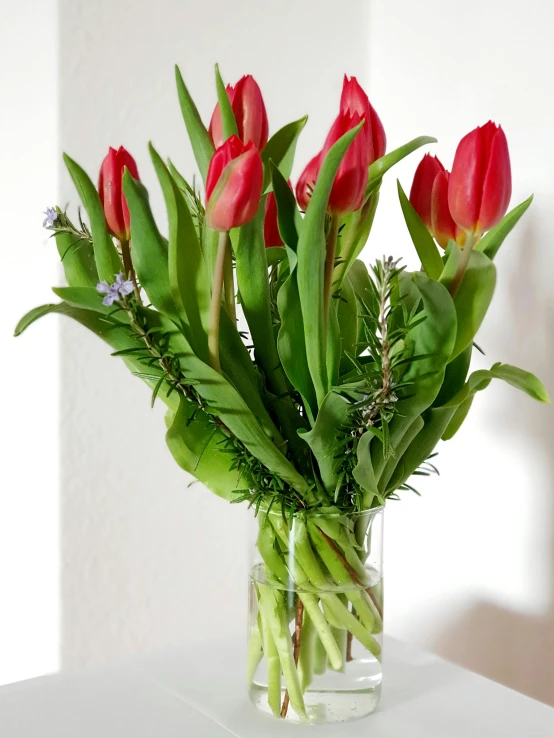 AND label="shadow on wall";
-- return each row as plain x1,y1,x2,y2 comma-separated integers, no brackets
433,215,554,706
